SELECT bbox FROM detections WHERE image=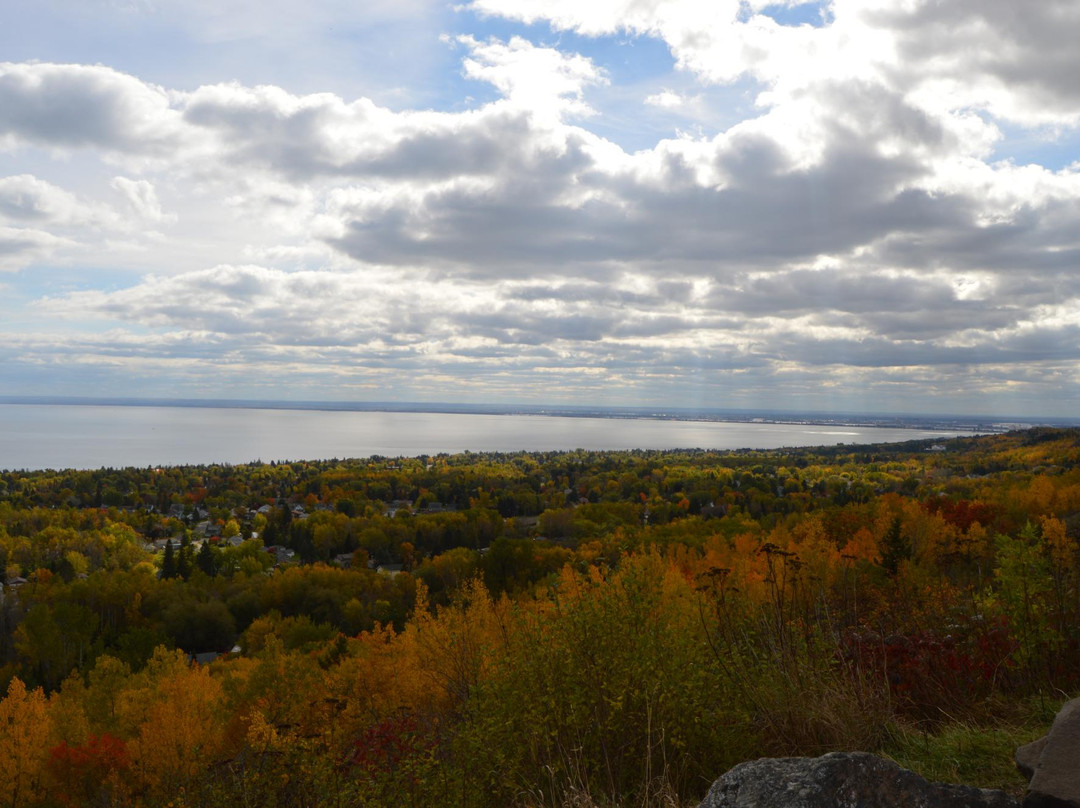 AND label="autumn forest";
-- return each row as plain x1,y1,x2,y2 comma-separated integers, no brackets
1,429,1079,807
